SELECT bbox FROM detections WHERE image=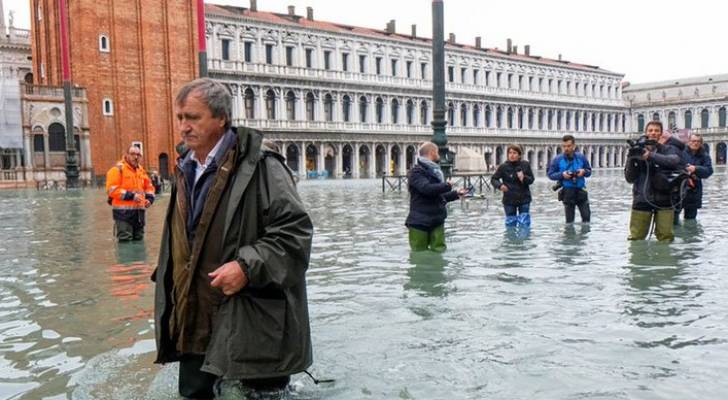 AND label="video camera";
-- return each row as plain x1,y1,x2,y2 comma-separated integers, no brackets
626,135,657,158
